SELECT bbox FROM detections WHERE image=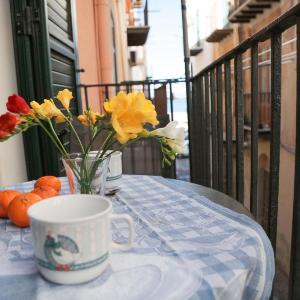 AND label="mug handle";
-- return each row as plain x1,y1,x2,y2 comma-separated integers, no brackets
110,214,134,251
